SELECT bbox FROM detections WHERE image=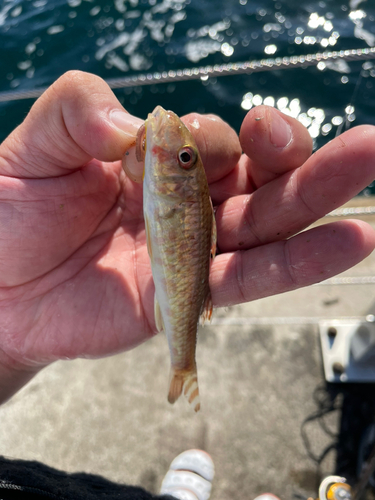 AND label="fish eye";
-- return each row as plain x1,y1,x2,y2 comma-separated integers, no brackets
178,146,197,169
